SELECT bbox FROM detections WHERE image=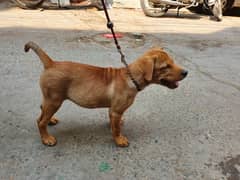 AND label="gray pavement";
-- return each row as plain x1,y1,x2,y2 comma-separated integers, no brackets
0,1,240,180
